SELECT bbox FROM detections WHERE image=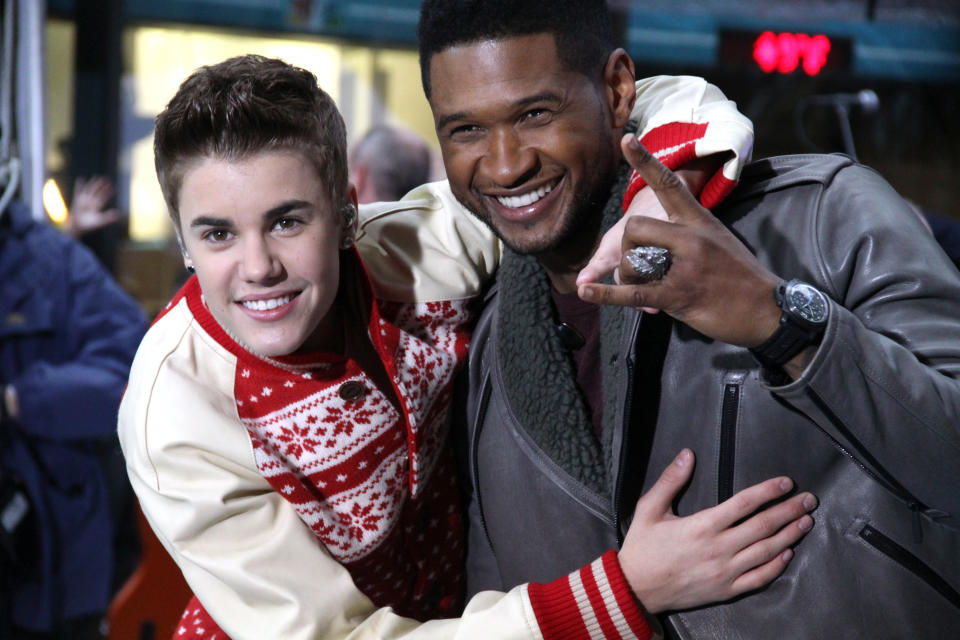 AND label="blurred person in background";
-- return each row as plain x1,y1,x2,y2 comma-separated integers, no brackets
349,124,434,203
63,176,123,240
0,191,147,638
